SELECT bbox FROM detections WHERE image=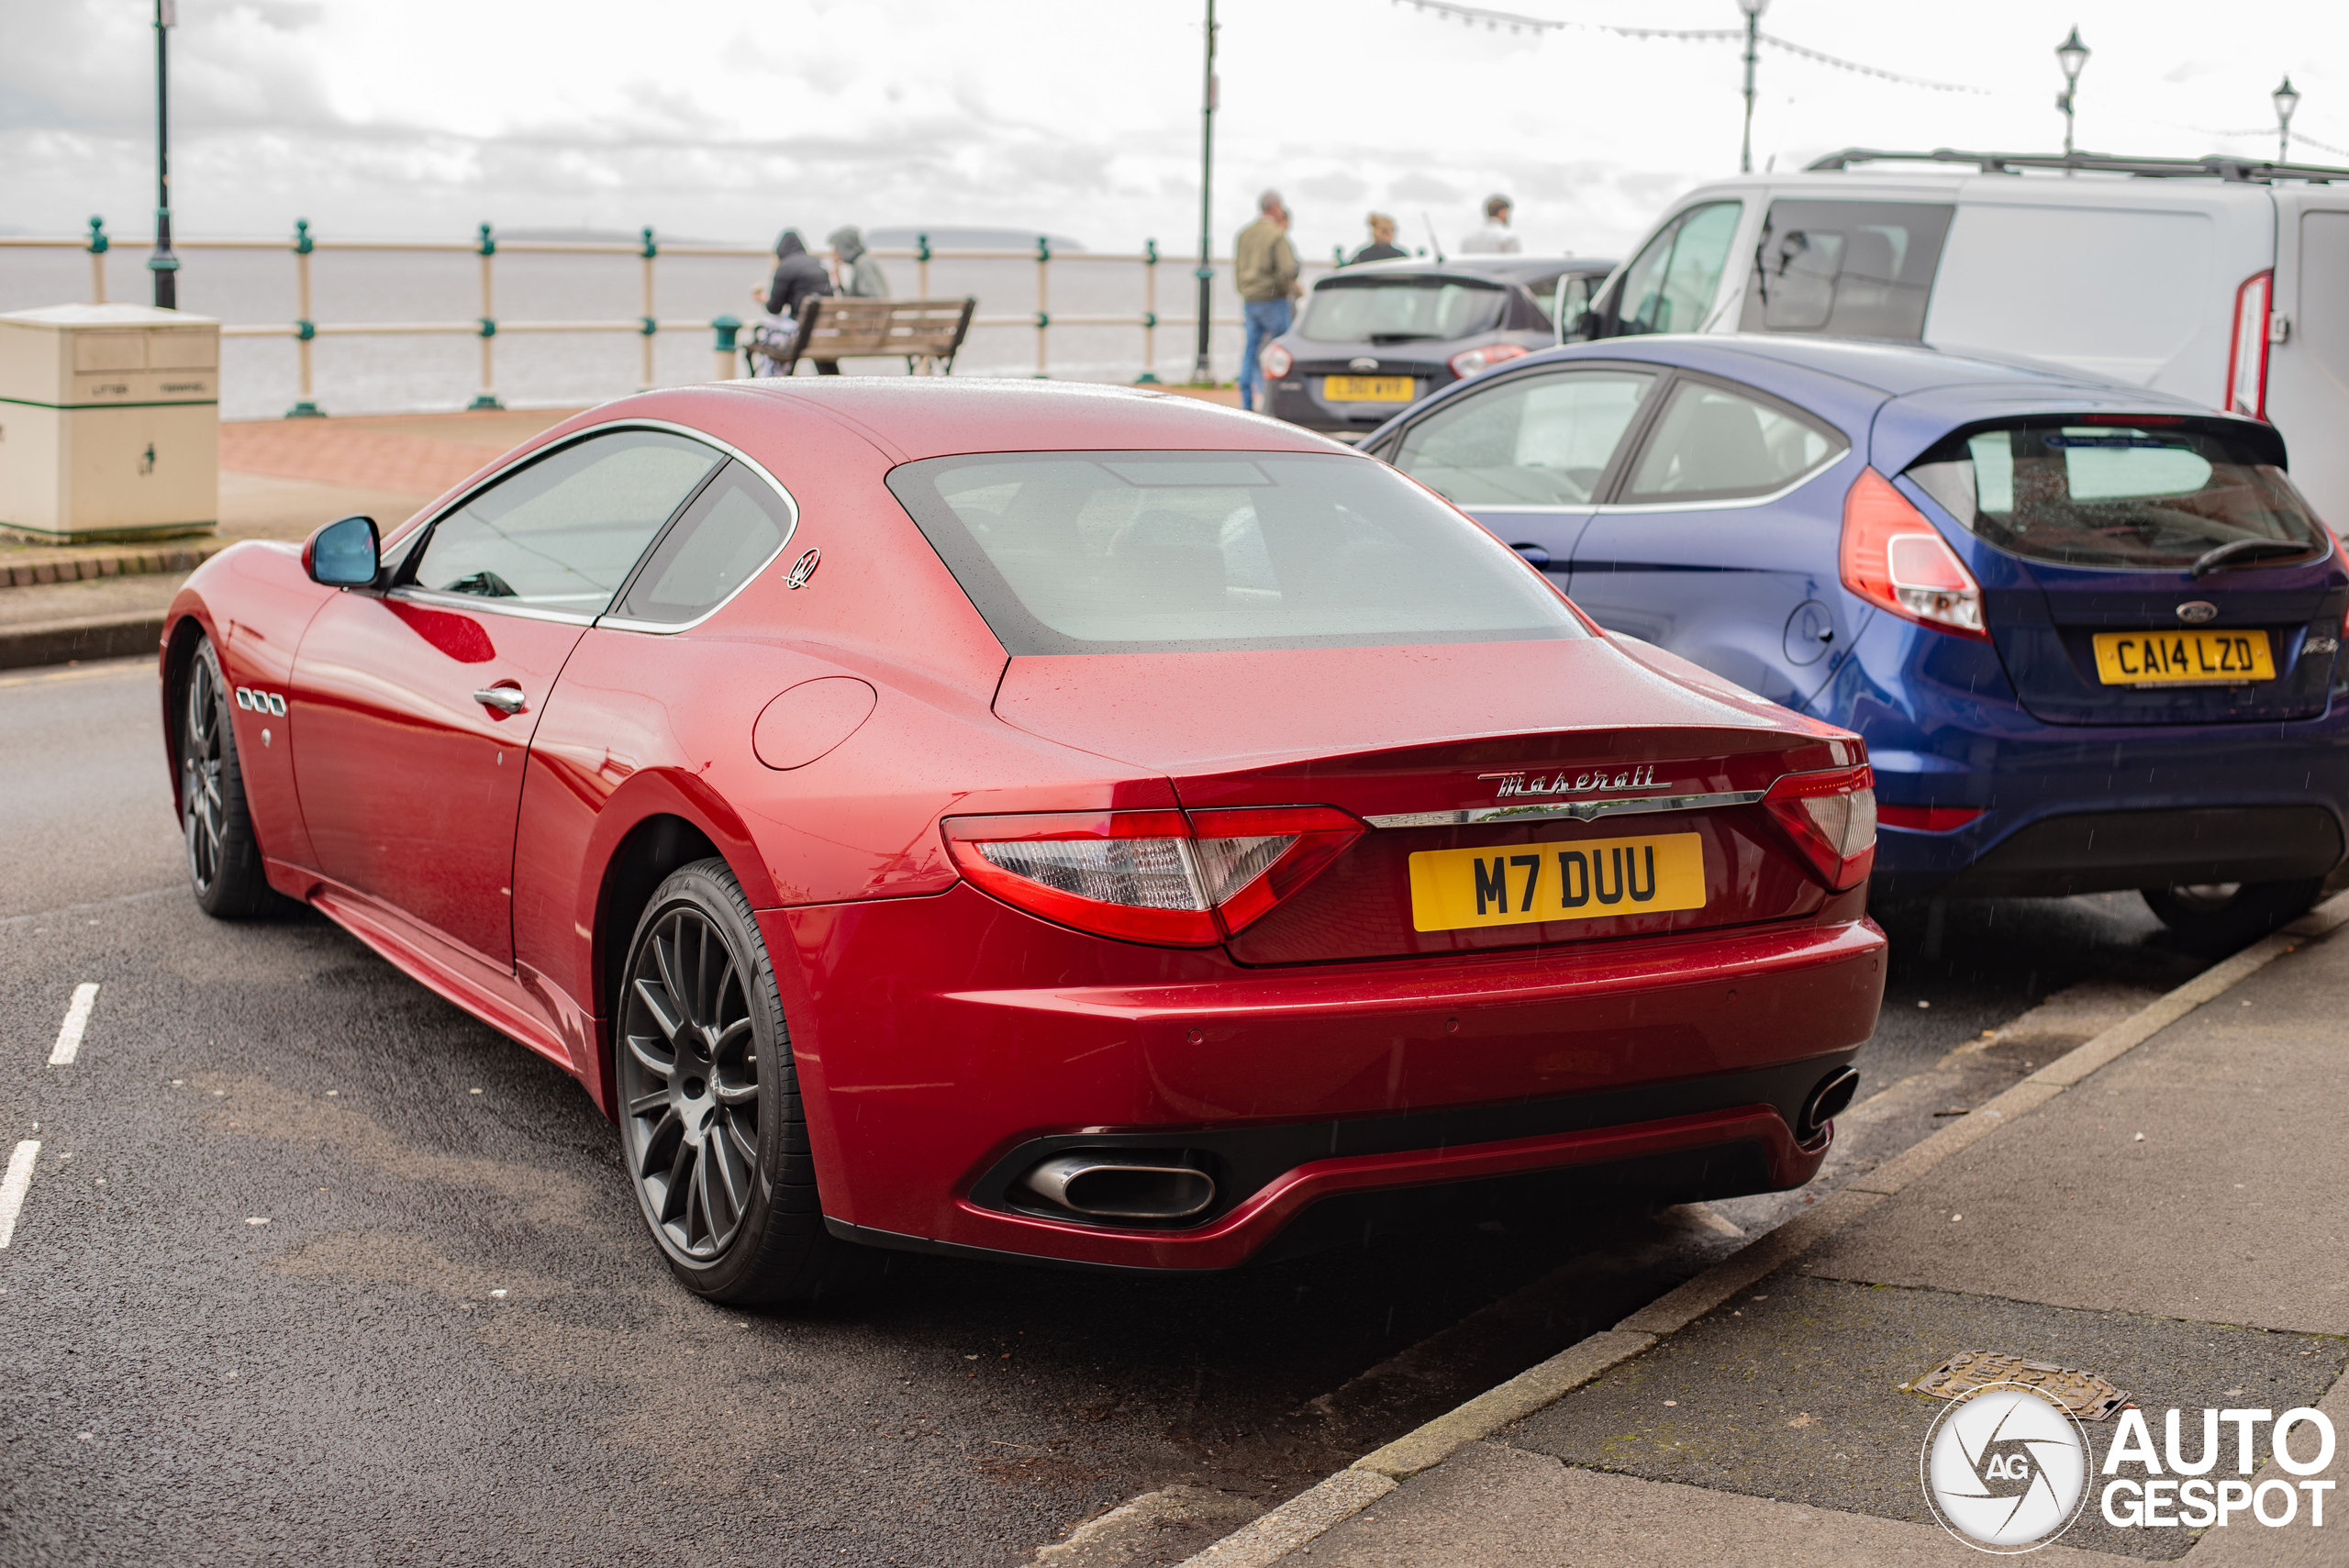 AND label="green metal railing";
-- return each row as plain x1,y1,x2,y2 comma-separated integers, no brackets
5,219,1330,416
